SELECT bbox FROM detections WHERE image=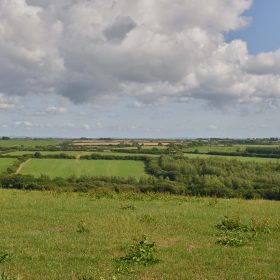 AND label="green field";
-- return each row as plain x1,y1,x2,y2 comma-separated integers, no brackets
3,151,159,158
184,144,280,154
2,151,93,157
0,189,279,280
19,159,147,179
0,158,16,174
184,152,280,163
0,139,65,149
